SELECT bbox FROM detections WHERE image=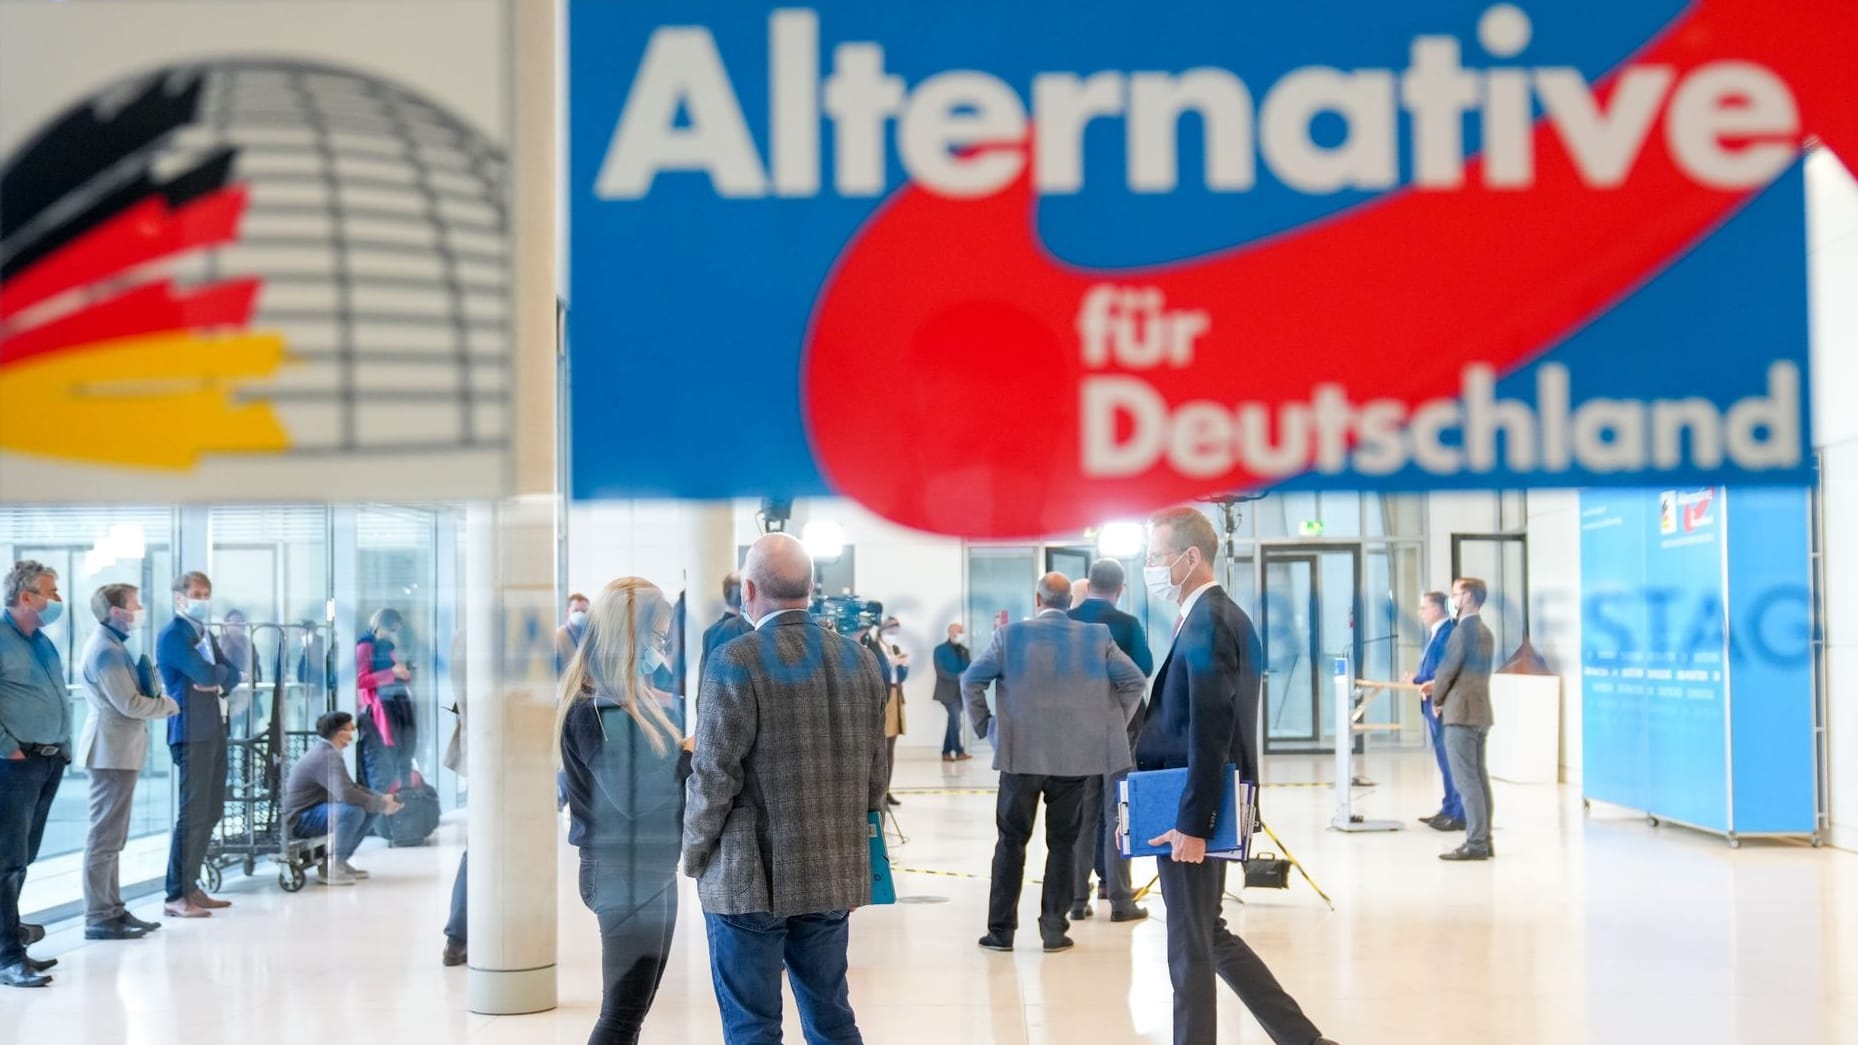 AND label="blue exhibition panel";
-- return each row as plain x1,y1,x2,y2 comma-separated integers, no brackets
1579,486,1815,837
